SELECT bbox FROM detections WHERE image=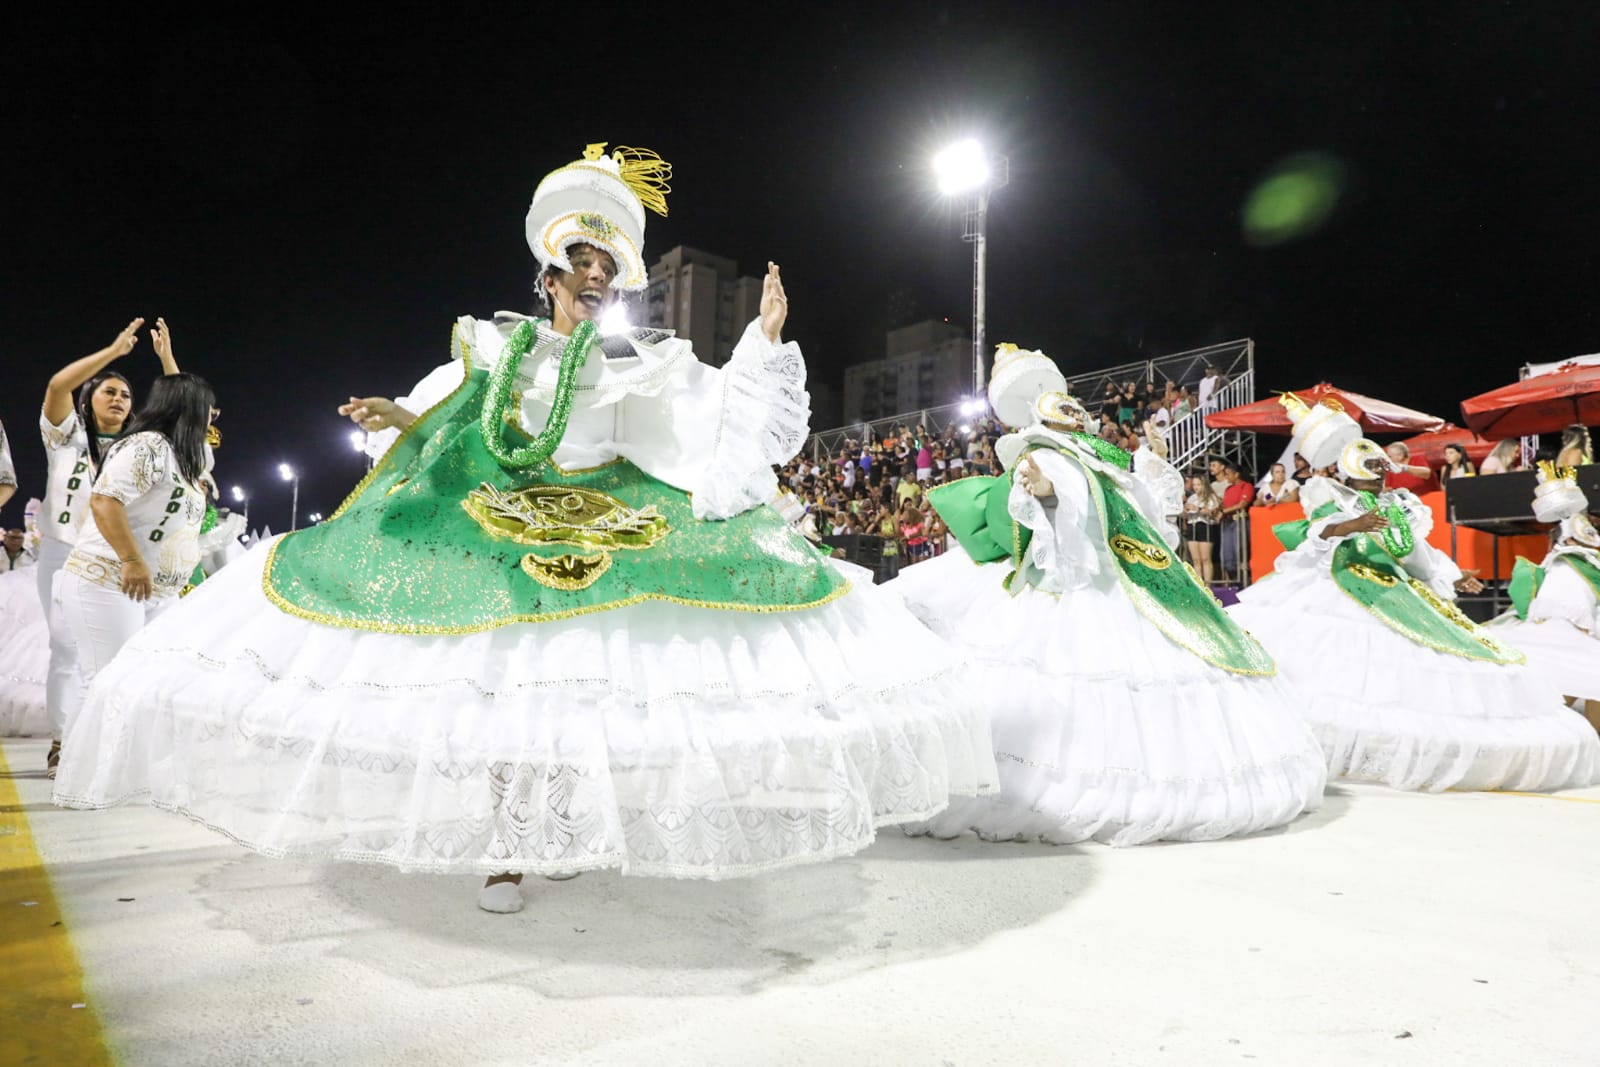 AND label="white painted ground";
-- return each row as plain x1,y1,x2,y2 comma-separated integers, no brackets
9,736,1598,1066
